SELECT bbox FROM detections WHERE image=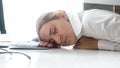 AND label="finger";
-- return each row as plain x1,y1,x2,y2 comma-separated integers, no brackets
42,42,49,46
47,43,54,48
39,41,48,47
48,44,61,48
39,42,44,46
